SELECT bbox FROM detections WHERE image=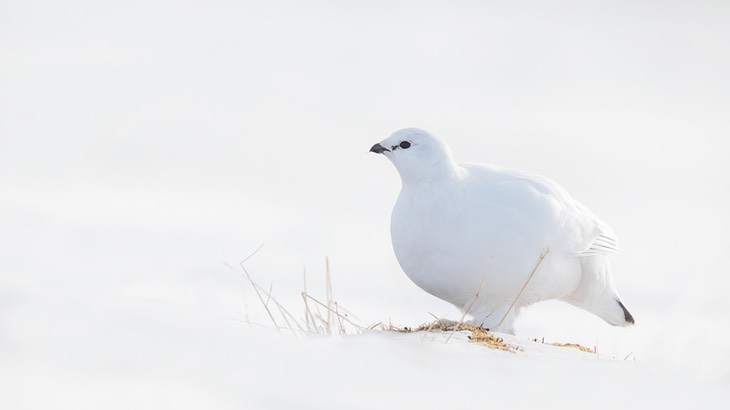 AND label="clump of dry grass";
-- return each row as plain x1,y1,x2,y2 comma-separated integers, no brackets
385,320,516,352
551,342,596,354
468,327,515,351
239,245,364,336
532,337,596,354
239,246,512,351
